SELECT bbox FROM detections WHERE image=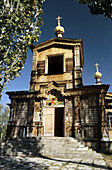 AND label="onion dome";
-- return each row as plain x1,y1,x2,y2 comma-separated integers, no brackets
94,63,102,85
54,16,64,38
